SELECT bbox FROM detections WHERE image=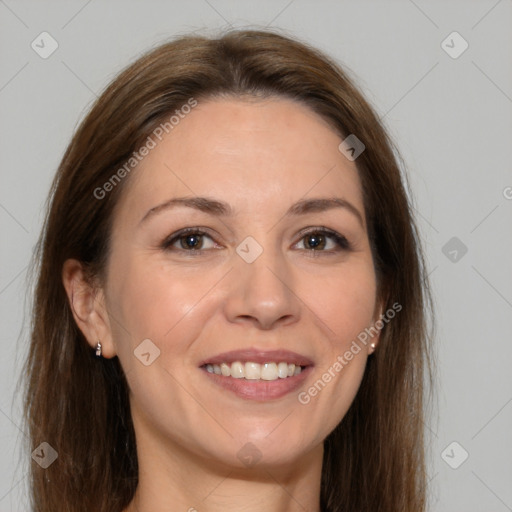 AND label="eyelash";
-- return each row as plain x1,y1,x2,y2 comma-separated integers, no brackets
160,226,352,257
